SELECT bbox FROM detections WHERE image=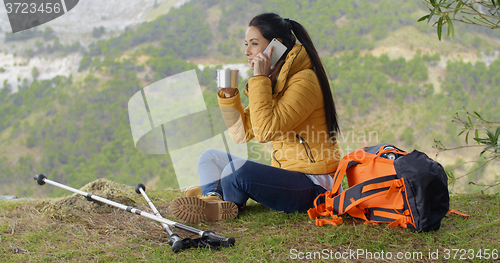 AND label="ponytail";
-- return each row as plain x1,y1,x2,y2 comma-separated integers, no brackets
287,19,340,143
